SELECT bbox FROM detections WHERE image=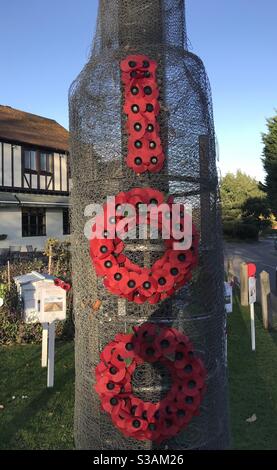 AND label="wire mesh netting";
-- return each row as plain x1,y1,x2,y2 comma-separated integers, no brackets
69,0,230,450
